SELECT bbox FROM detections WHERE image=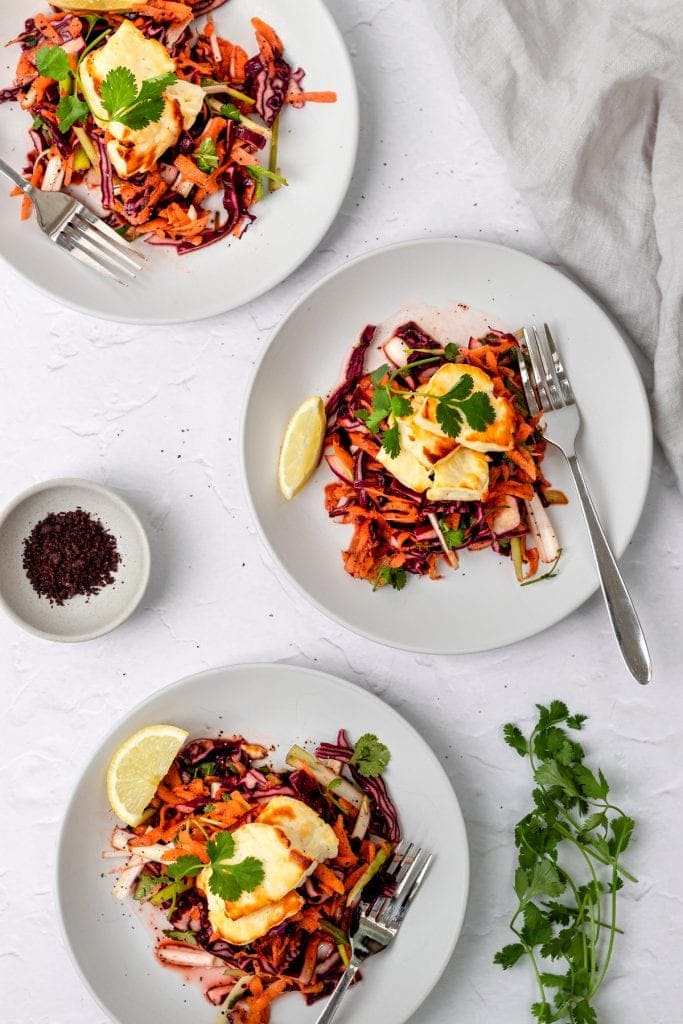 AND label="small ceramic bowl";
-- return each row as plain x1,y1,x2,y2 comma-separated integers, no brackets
0,478,150,642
